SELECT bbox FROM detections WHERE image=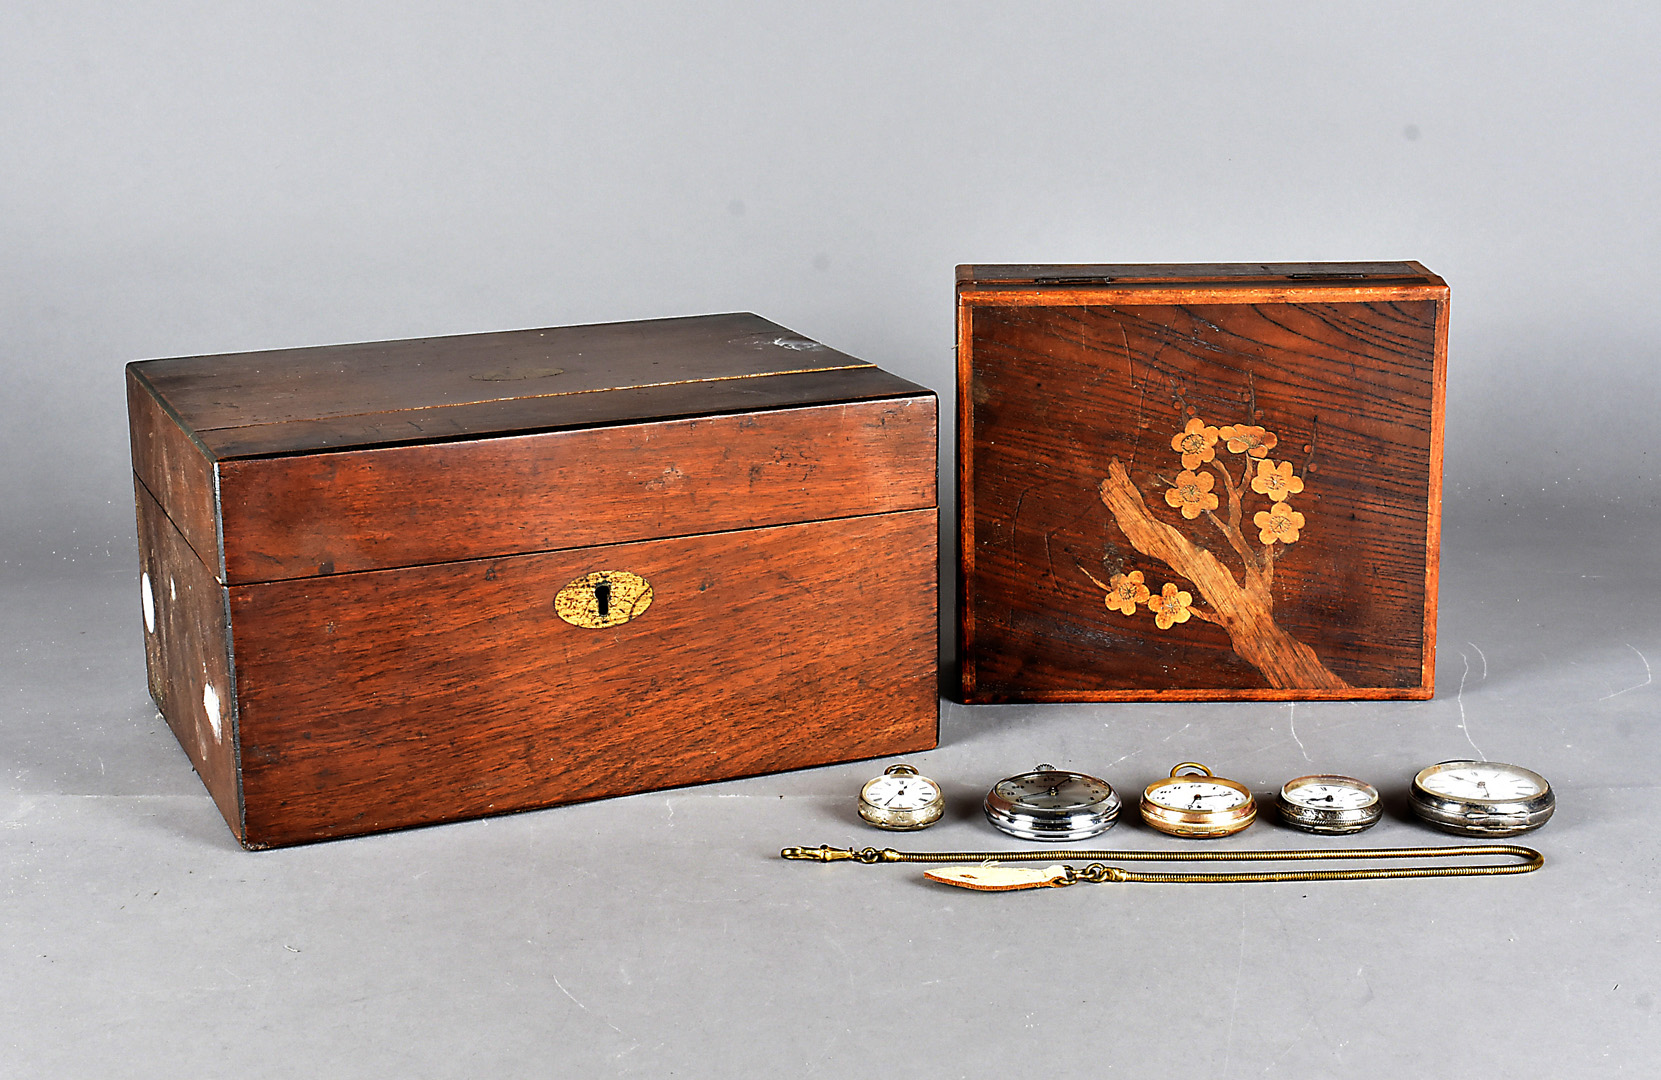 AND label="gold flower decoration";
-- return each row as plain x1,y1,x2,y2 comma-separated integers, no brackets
1220,424,1277,458
1164,469,1219,519
1253,503,1306,545
1249,459,1305,503
1147,583,1194,630
1170,418,1220,470
1105,570,1151,616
